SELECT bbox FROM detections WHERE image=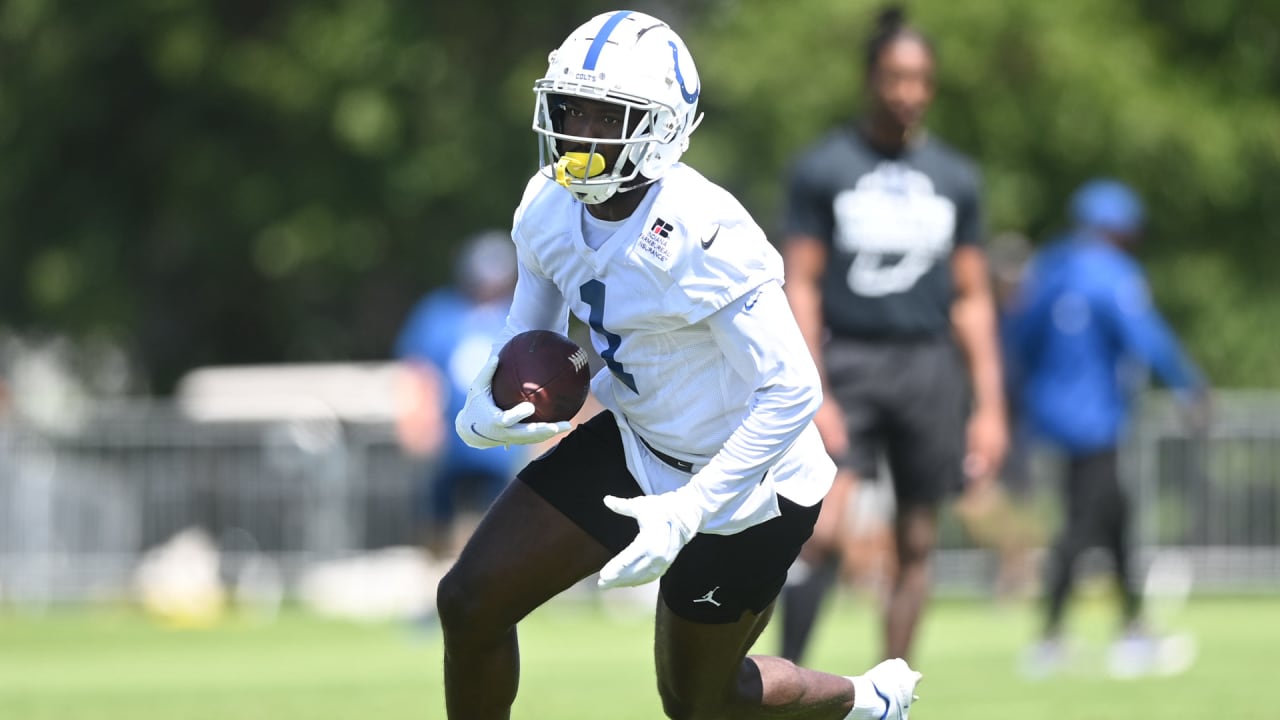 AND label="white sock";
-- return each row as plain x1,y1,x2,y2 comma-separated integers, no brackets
843,674,885,720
